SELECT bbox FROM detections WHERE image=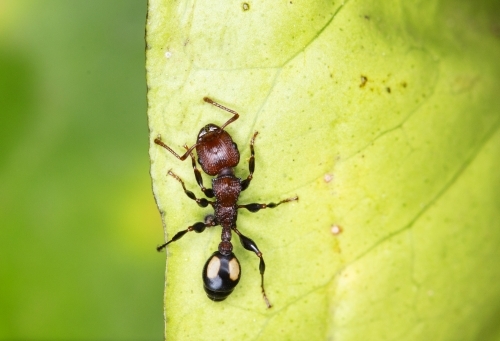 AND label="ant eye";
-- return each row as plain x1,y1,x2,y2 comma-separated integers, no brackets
198,128,208,138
